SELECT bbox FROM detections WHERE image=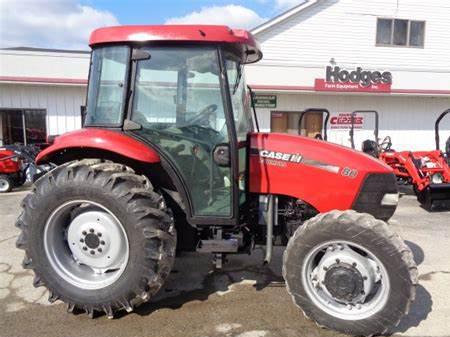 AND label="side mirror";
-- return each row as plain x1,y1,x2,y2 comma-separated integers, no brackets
213,144,231,167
